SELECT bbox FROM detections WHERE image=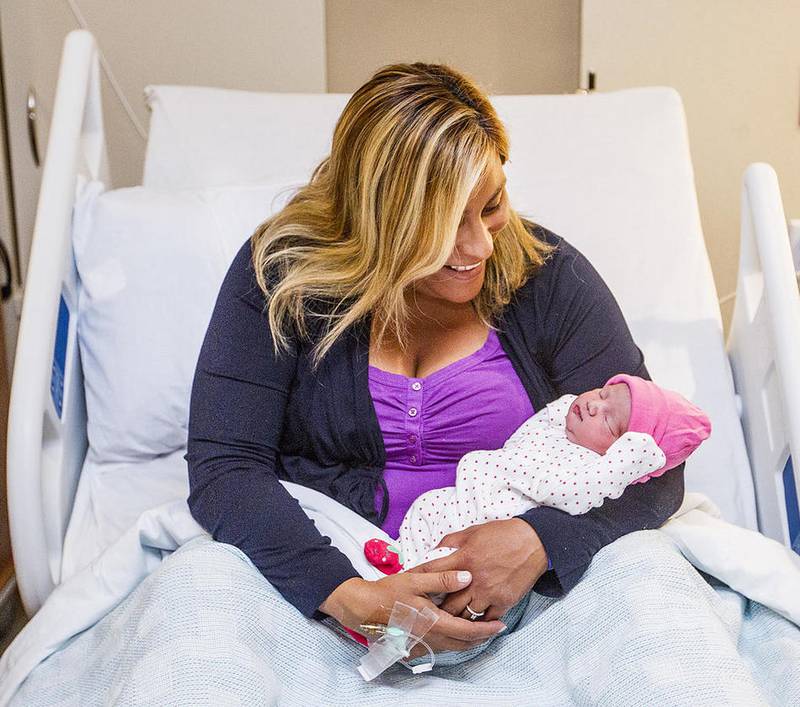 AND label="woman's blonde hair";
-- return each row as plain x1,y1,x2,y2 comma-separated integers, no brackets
250,62,553,370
